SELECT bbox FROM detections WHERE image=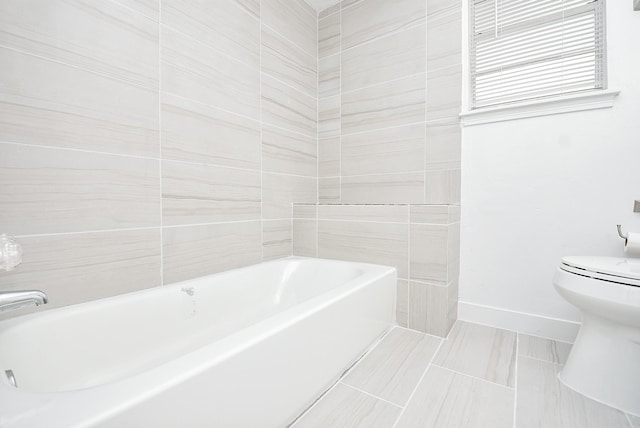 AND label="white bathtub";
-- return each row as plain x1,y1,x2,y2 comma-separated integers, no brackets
0,257,396,428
